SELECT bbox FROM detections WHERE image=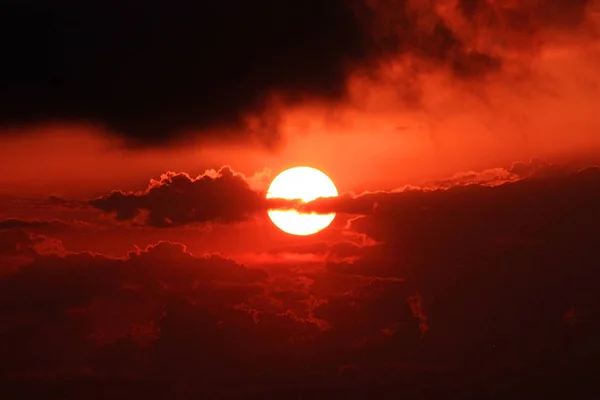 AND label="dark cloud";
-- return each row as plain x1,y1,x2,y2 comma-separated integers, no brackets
0,239,268,315
0,1,370,147
360,0,502,77
0,1,593,147
300,159,573,215
3,162,600,396
457,0,591,31
0,218,90,234
0,238,271,376
332,164,600,389
0,233,427,397
91,166,272,227
89,159,593,233
0,195,92,215
0,218,53,230
0,229,65,276
0,229,64,258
